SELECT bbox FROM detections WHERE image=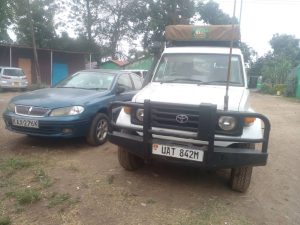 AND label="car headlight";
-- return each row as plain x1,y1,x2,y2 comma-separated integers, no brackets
7,102,16,112
136,108,144,122
218,116,237,131
49,106,84,116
